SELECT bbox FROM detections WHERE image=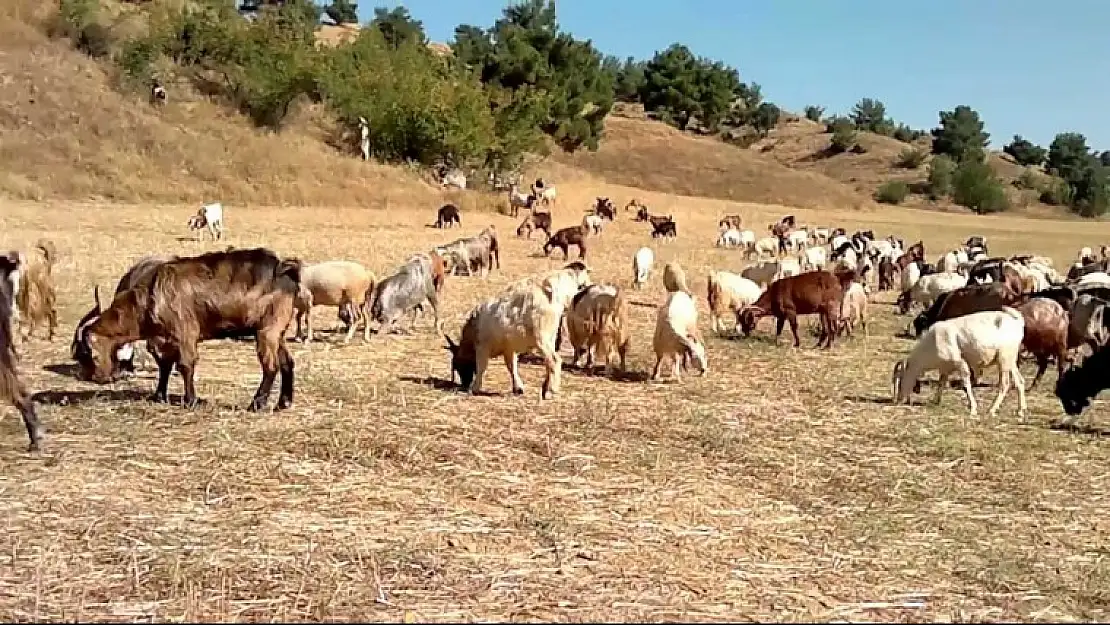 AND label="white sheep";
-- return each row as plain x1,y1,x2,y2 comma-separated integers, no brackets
188,202,224,242
891,308,1027,418
800,246,827,271
906,271,968,310
632,247,654,290
839,281,869,338
706,270,762,335
716,228,742,248
652,290,707,382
